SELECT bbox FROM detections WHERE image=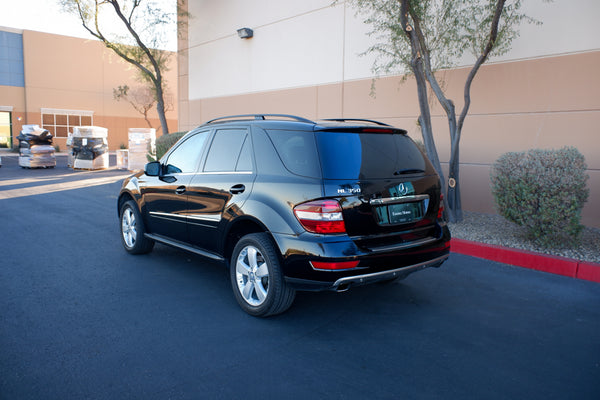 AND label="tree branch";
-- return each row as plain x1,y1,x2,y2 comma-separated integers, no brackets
458,0,505,133
74,0,104,42
108,0,163,88
63,0,172,135
407,5,456,121
73,1,156,83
